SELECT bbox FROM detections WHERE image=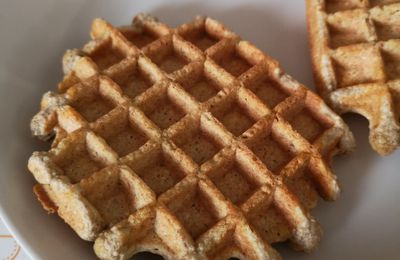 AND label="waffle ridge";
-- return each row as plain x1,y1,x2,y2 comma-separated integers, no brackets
306,0,400,155
29,14,355,260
